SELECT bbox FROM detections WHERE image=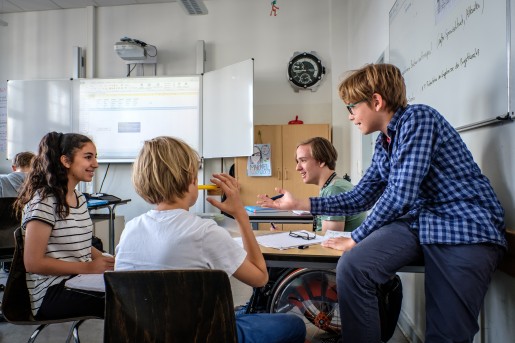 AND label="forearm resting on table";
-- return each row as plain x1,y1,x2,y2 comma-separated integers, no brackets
24,255,99,275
